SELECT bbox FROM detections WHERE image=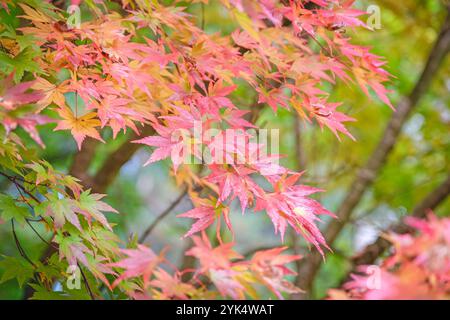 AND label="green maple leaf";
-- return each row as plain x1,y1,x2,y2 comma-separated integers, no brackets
0,47,41,82
0,256,35,288
29,284,91,300
0,194,30,225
